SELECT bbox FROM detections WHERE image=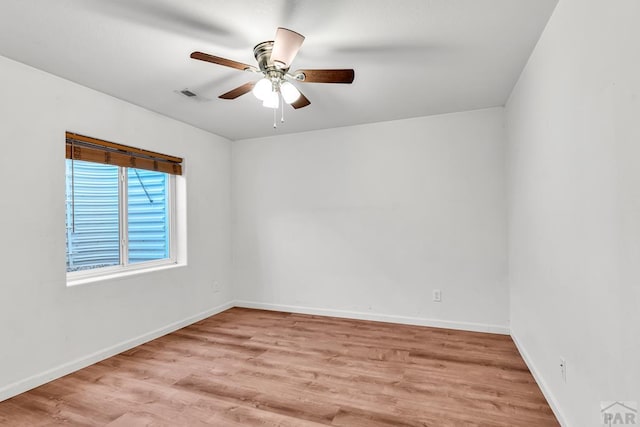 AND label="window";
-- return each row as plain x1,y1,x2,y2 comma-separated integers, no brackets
65,132,182,280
